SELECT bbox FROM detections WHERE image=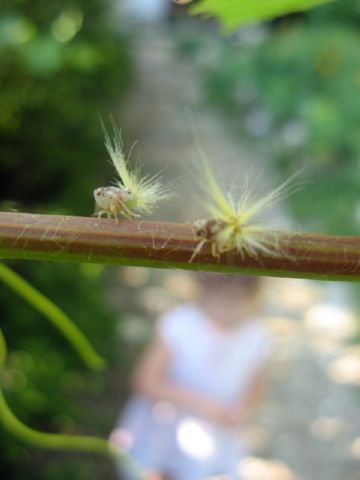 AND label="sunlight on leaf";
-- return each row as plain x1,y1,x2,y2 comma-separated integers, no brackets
191,0,334,31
